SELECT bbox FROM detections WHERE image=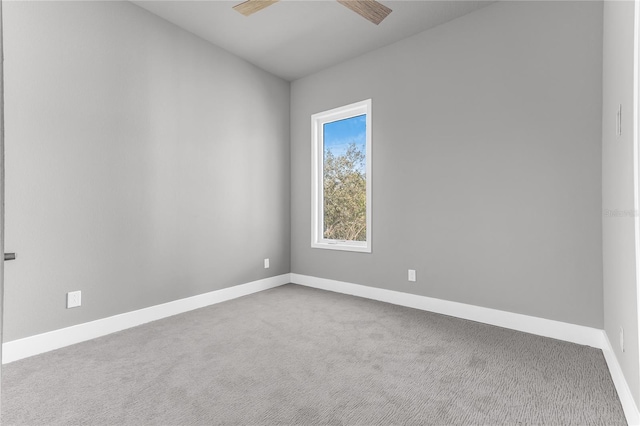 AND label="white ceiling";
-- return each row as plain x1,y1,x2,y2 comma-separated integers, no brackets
132,0,493,81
